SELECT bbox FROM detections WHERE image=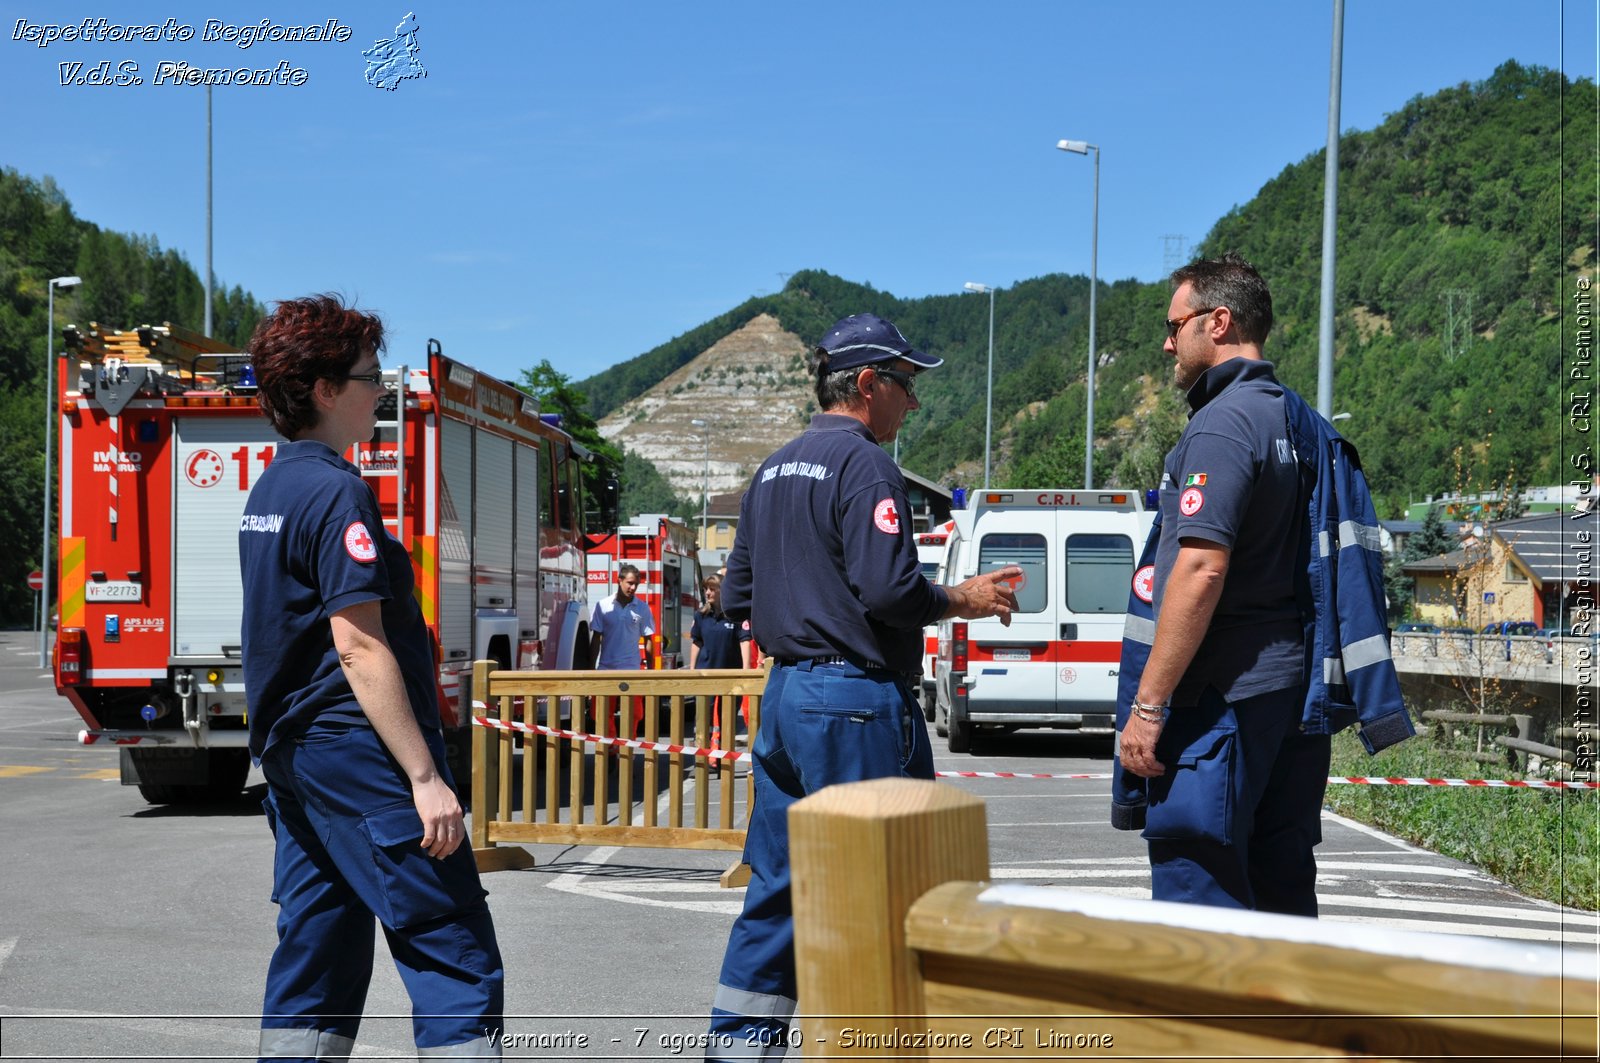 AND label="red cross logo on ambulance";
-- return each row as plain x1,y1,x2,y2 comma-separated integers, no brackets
185,448,225,488
873,498,901,534
344,521,379,563
1179,486,1205,517
1132,564,1155,604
